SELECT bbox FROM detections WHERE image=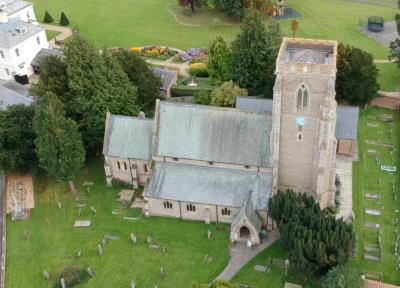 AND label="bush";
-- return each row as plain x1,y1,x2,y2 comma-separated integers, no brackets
368,16,384,24
171,84,214,97
320,266,363,288
43,11,54,23
54,266,86,287
195,90,212,105
189,63,208,77
60,12,70,26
